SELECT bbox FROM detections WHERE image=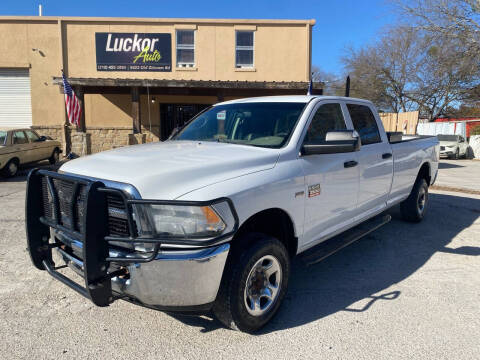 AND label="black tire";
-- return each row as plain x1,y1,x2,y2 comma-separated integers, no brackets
213,233,290,333
49,148,60,165
454,148,459,160
400,178,429,223
1,158,19,178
